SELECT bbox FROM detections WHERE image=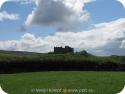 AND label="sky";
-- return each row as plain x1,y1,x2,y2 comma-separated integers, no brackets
0,0,125,56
